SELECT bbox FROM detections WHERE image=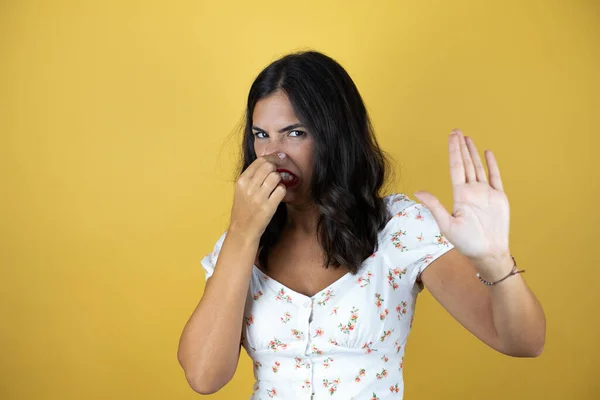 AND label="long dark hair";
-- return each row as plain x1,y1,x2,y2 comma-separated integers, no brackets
240,50,391,274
